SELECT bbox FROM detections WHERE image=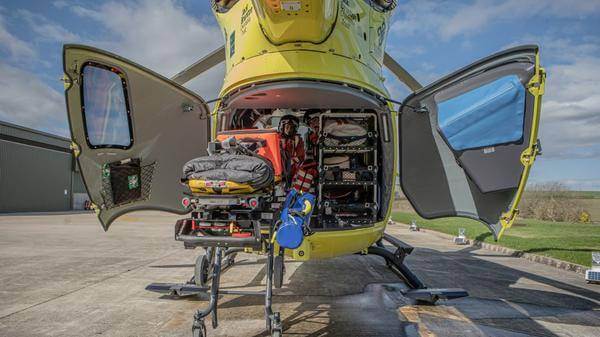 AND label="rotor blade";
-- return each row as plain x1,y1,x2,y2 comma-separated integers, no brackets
383,52,422,92
171,45,226,85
